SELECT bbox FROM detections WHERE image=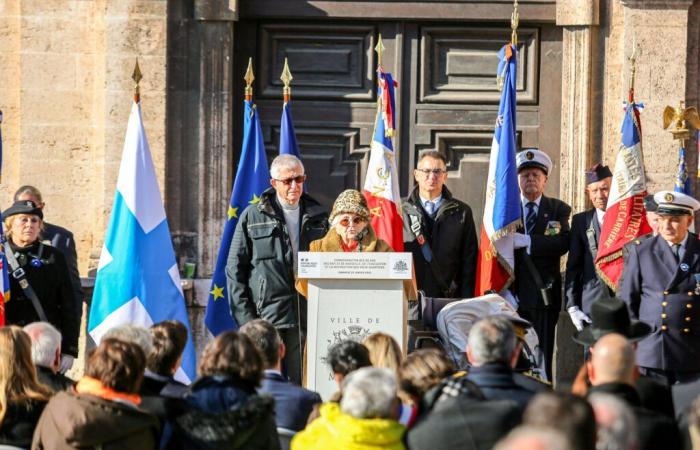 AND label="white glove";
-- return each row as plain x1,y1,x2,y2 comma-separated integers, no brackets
513,233,531,250
568,306,592,332
59,354,75,374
